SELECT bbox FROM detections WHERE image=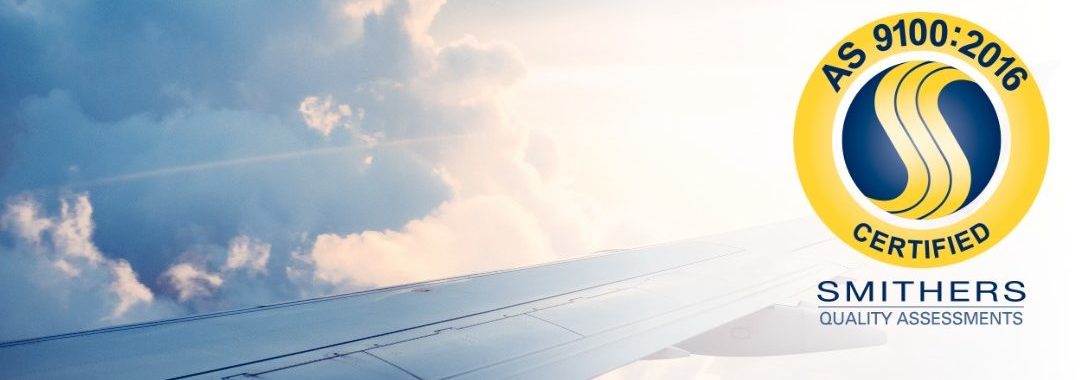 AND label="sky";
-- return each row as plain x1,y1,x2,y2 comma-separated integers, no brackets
0,0,550,338
1,0,1077,378
0,0,811,341
1,0,730,341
